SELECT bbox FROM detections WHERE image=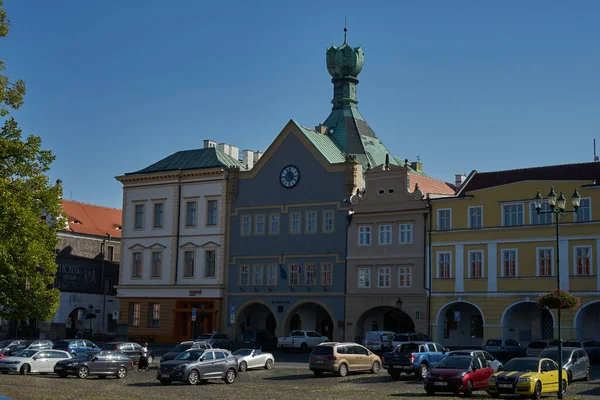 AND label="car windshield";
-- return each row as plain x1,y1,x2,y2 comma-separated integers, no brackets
171,343,193,352
16,350,38,358
448,352,471,357
0,340,13,348
486,340,502,346
504,359,539,372
540,350,572,363
233,349,253,356
175,350,203,360
365,332,380,339
435,356,471,369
